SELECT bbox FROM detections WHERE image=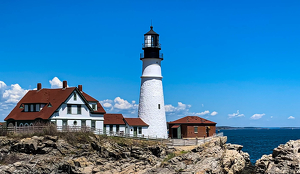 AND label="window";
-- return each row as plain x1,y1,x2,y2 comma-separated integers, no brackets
19,123,23,127
32,104,36,112
67,105,72,114
138,127,142,134
77,105,81,114
103,126,106,134
116,125,119,132
63,120,67,126
194,126,198,133
48,103,52,107
158,104,160,109
74,93,77,101
81,120,86,128
25,105,28,112
92,104,96,110
36,104,40,112
91,120,95,129
62,120,67,130
110,125,113,132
